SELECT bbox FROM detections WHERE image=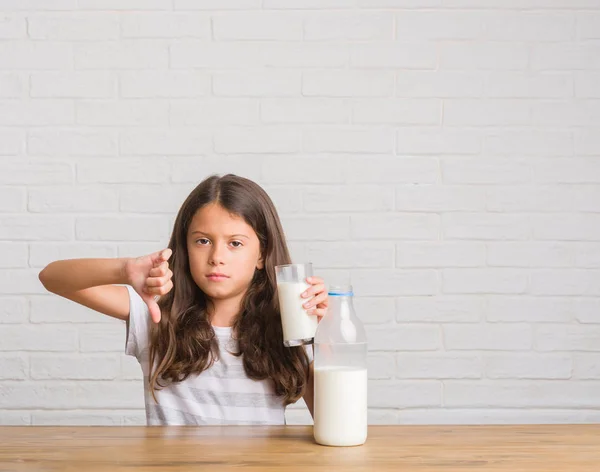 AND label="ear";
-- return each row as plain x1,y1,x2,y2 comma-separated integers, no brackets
256,256,264,270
